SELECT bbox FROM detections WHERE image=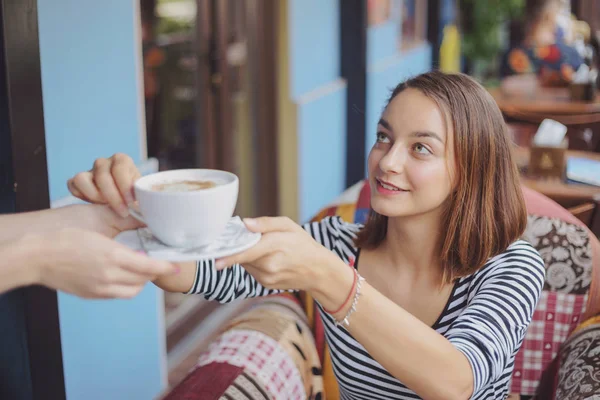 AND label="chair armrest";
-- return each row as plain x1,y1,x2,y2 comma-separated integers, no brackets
566,196,600,238
568,201,596,225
